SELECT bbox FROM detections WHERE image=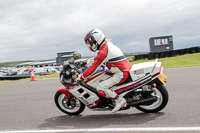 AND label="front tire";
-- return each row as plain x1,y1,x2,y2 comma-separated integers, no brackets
136,83,169,113
54,91,85,115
